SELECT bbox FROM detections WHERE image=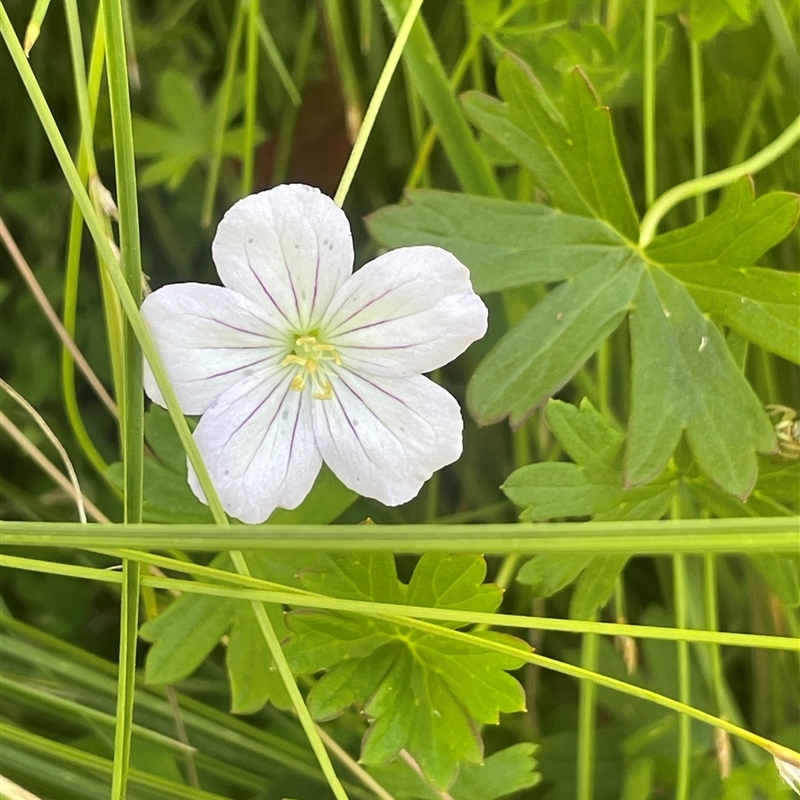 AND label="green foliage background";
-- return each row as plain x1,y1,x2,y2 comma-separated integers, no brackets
0,0,798,799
